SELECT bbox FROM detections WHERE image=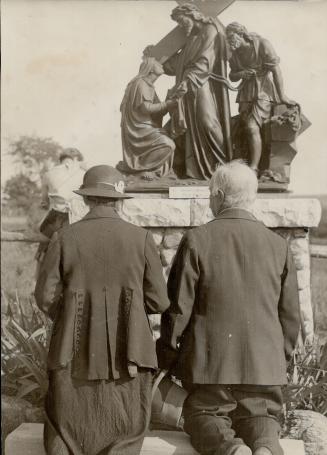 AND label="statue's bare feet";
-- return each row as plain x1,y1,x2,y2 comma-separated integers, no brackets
141,172,156,181
166,170,178,180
